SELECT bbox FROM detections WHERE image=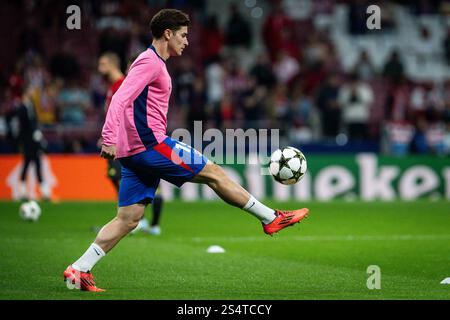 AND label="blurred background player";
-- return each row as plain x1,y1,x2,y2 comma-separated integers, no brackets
97,52,164,235
16,89,50,201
